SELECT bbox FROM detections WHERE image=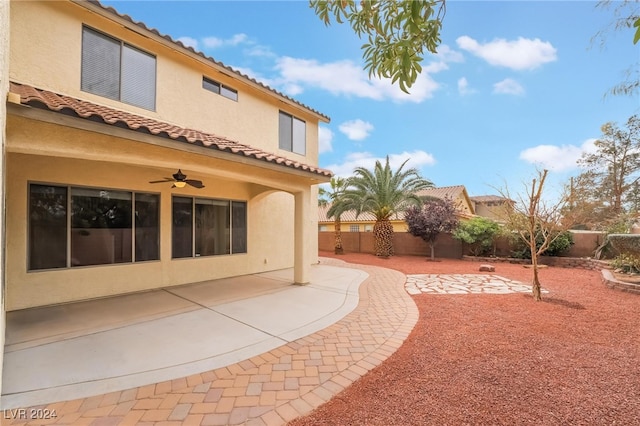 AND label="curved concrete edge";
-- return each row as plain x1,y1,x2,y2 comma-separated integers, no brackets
1,265,368,410
1,258,418,425
601,269,640,295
